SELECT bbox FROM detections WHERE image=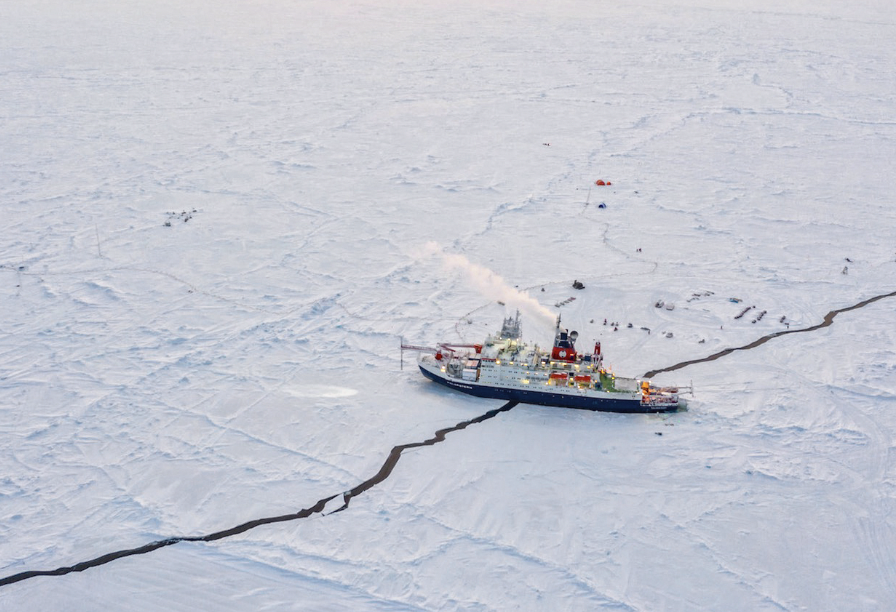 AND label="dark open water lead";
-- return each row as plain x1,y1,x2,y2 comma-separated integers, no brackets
0,402,517,587
644,289,896,378
3,289,895,588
